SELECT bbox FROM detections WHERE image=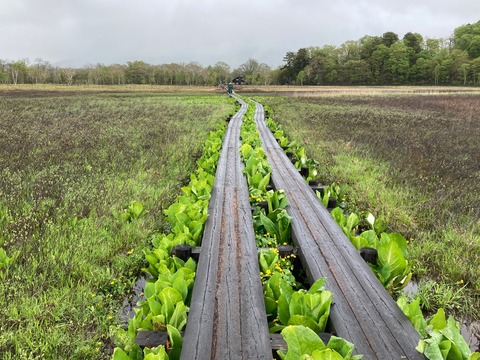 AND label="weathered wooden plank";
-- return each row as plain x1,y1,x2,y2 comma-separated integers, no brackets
180,100,271,360
254,102,423,359
137,330,289,352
